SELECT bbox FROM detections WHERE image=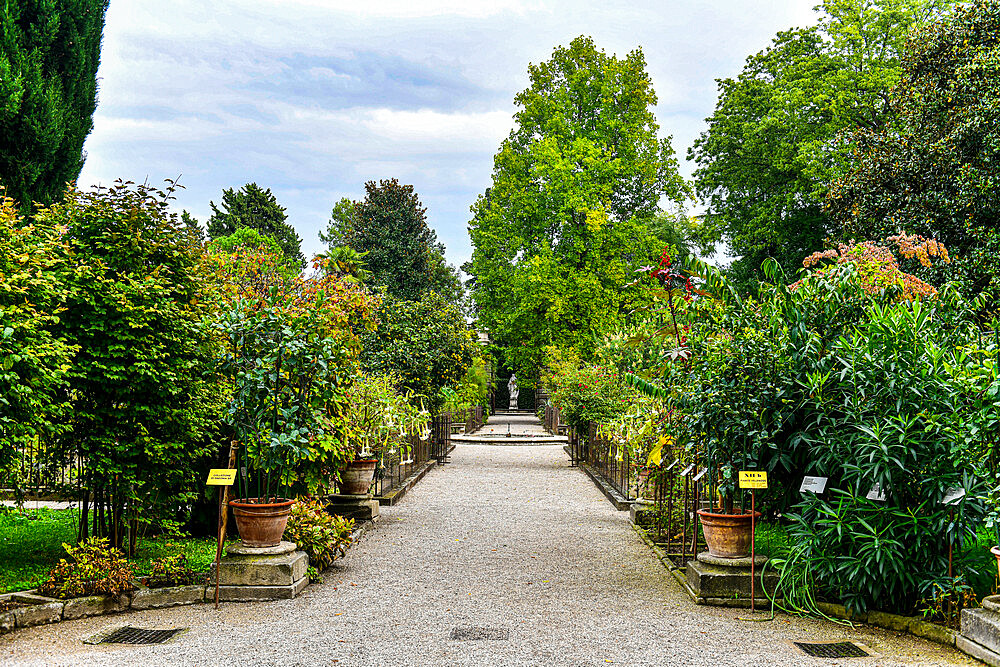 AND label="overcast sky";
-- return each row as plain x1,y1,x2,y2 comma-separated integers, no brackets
78,0,819,268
